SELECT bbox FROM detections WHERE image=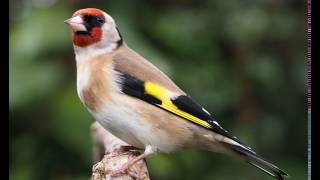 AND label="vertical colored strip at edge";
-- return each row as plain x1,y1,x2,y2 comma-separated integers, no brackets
307,0,311,179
